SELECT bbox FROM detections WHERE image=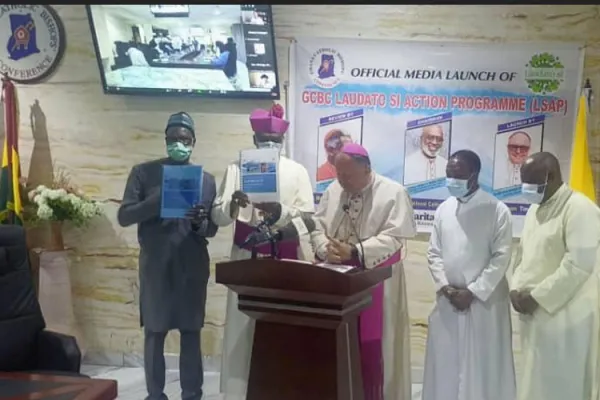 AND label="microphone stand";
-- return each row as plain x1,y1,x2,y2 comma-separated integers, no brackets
250,221,277,259
250,220,268,260
269,235,277,259
259,214,278,259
